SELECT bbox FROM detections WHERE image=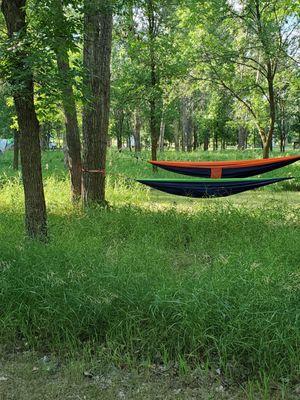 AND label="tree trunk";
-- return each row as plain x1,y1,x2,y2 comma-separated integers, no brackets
260,127,272,159
2,0,47,240
173,120,180,151
203,131,209,151
82,0,113,205
117,136,122,151
261,63,276,159
133,110,142,152
186,120,193,152
148,0,161,169
56,54,82,201
181,99,187,151
115,109,124,152
62,133,69,168
13,129,19,171
40,123,50,151
237,126,247,150
280,117,286,153
181,97,193,152
53,0,82,201
181,128,186,151
213,134,218,150
262,142,270,159
193,123,198,151
159,118,165,151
